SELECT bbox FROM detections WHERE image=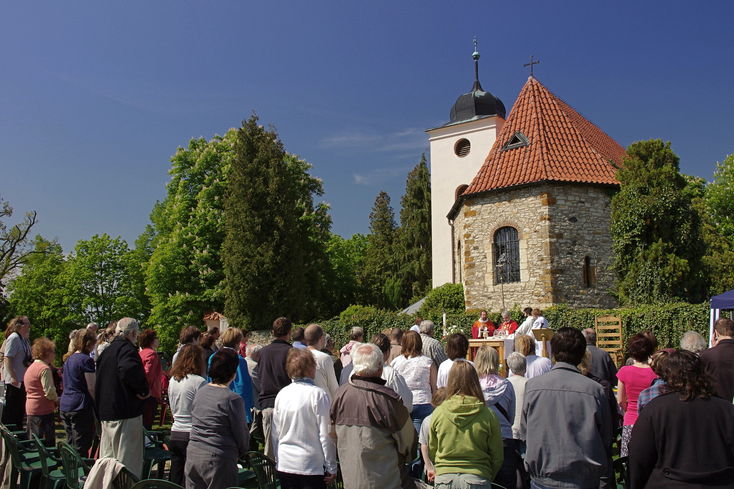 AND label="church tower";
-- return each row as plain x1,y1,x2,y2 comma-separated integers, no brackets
427,42,506,287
